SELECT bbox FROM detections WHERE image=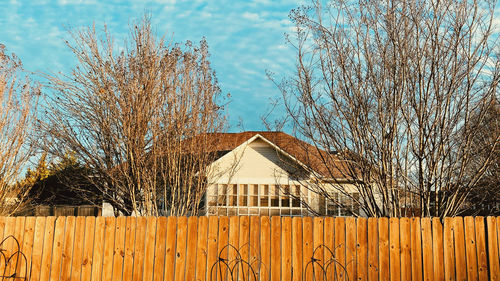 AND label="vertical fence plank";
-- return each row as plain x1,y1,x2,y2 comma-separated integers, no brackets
49,216,66,281
195,216,209,281
475,217,488,281
164,217,177,281
228,216,240,279
217,216,229,281
368,218,378,281
153,217,168,281
400,218,411,281
260,217,271,281
101,217,116,280
30,217,46,281
60,216,76,281
175,217,189,281
378,218,389,281
345,217,356,281
313,217,324,281
132,217,147,281
323,217,334,281
357,218,368,281
444,217,456,281
303,217,314,281
111,217,126,281
432,218,444,281
487,217,500,280
142,217,158,281
410,218,422,281
185,217,199,281
238,216,250,281
80,217,95,281
292,217,303,281
122,217,136,281
389,218,400,281
70,216,87,281
20,216,36,280
282,217,292,281
453,217,467,281
249,216,261,281
38,217,56,281
205,216,218,281
11,216,25,277
271,216,281,281
463,217,478,281
421,218,433,281
2,217,16,253
335,217,347,281
0,217,7,275
91,217,105,281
